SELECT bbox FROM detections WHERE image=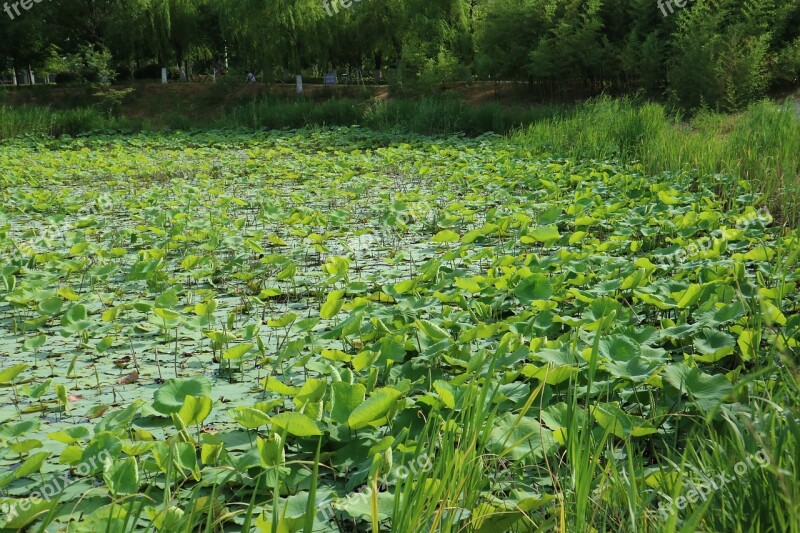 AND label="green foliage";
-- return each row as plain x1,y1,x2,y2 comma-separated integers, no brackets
413,49,471,90
0,128,798,531
1,0,798,110
92,88,135,118
513,96,800,226
63,44,117,88
667,0,775,111
222,96,362,130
